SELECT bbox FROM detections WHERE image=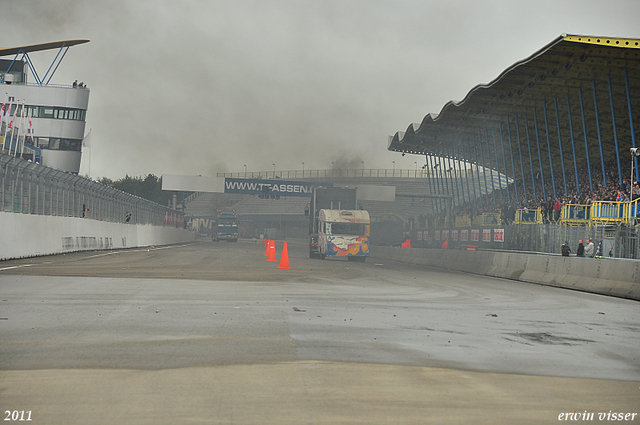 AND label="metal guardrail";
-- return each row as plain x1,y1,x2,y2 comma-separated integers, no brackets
1,153,183,226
